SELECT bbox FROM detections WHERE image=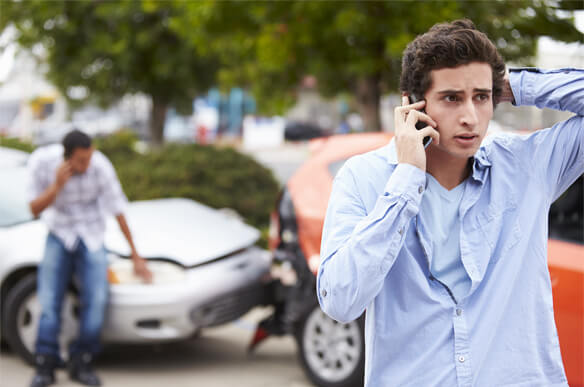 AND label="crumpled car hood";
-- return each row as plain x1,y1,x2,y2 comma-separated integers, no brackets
105,198,259,267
